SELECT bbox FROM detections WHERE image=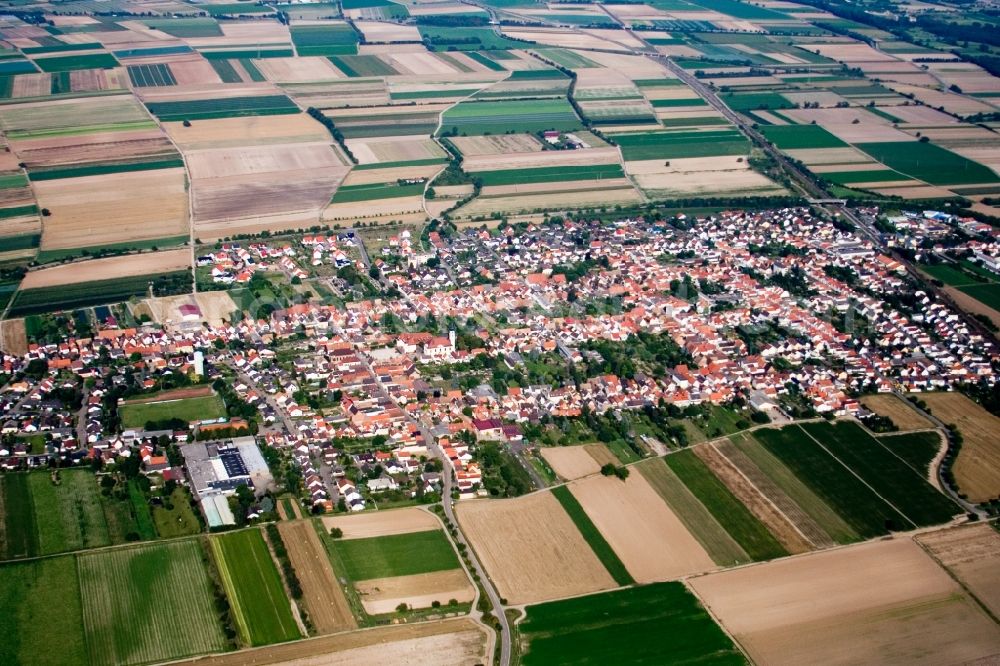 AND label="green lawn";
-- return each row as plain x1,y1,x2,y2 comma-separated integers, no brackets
211,529,301,646
0,556,87,666
152,488,202,538
520,582,746,665
755,425,911,537
119,394,226,429
551,485,635,586
800,421,958,527
334,529,460,580
79,540,226,666
665,449,787,561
